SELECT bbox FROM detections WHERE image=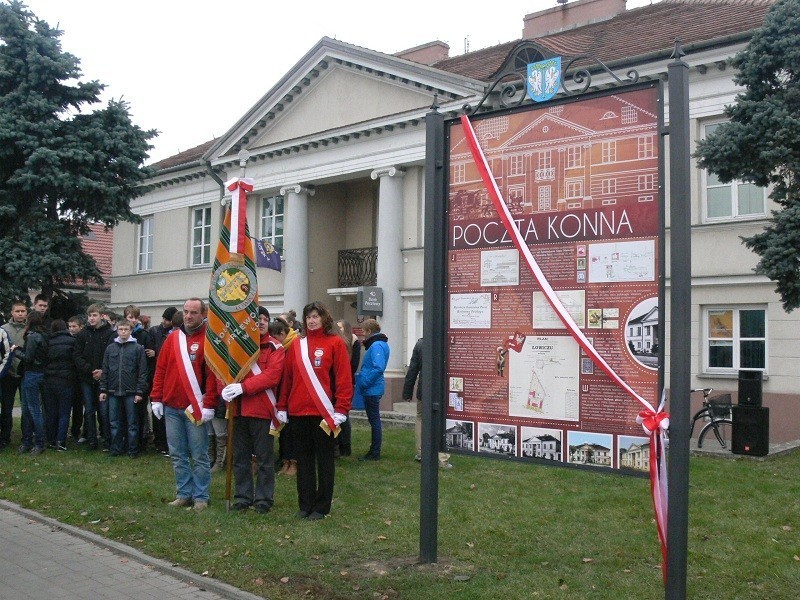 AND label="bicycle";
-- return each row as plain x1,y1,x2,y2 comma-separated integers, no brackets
690,388,733,451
